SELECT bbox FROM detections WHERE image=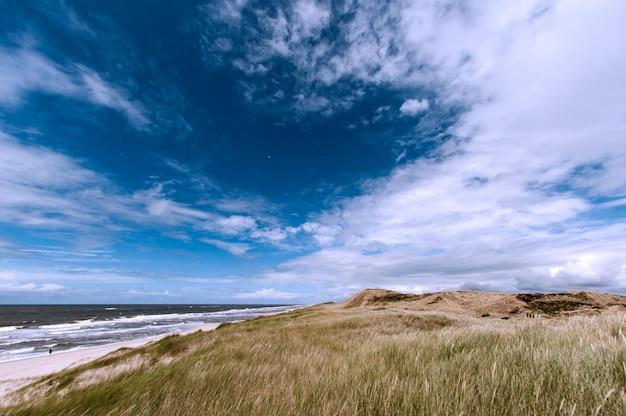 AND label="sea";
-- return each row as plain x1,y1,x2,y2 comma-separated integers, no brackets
0,304,300,363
